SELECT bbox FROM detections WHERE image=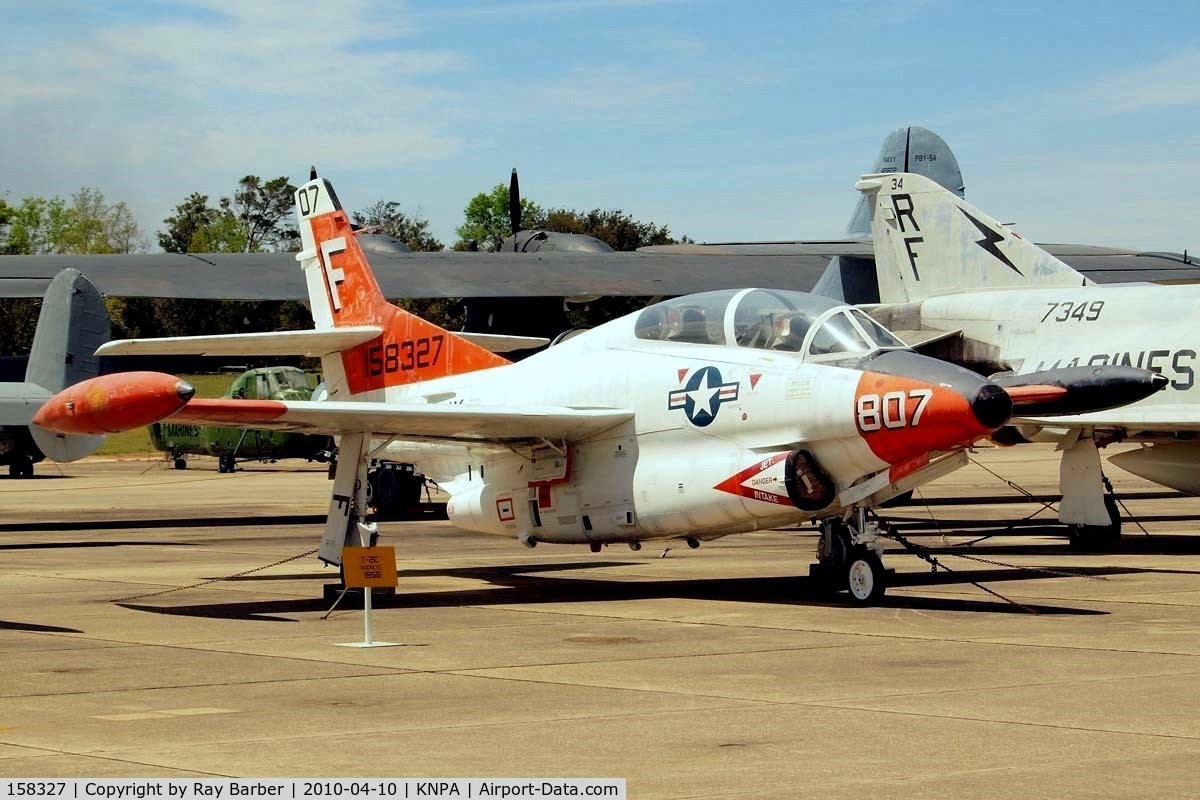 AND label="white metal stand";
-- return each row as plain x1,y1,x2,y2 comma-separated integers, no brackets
335,584,400,648
335,467,400,648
